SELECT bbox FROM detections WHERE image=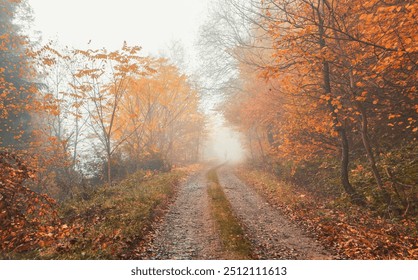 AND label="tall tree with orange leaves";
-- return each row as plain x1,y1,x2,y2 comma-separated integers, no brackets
217,0,416,208
0,0,38,149
0,1,72,256
115,59,204,169
258,0,417,199
70,43,154,184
